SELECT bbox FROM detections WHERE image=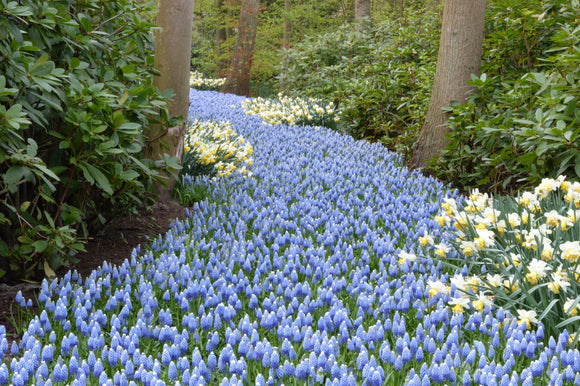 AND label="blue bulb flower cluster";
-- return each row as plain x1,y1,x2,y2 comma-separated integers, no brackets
0,89,579,385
